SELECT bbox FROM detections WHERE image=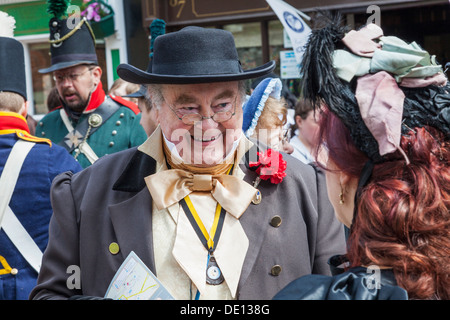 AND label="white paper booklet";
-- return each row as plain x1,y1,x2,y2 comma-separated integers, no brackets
105,251,174,300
